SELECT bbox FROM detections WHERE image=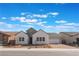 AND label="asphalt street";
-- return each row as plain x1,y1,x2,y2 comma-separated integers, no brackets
0,49,79,56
